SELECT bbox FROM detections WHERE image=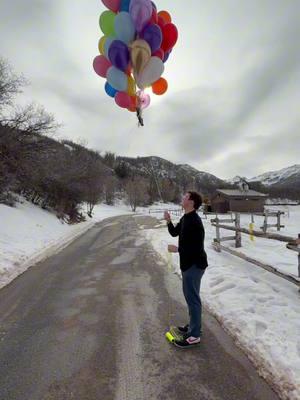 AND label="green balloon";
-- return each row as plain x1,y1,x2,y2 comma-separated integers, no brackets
99,11,116,36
